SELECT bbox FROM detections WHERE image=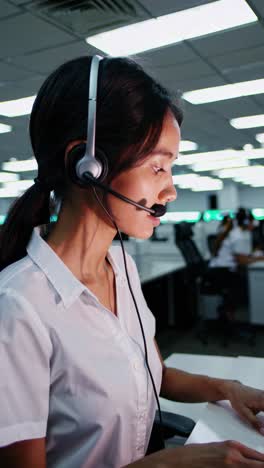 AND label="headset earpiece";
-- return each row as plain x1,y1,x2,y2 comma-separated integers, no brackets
66,55,109,187
67,143,108,186
94,147,108,181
